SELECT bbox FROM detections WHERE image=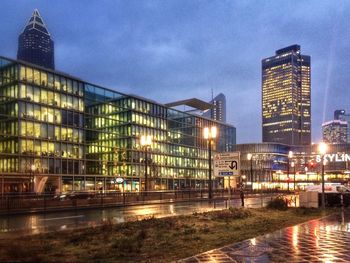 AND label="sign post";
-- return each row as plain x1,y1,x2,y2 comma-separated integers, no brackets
214,152,241,207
